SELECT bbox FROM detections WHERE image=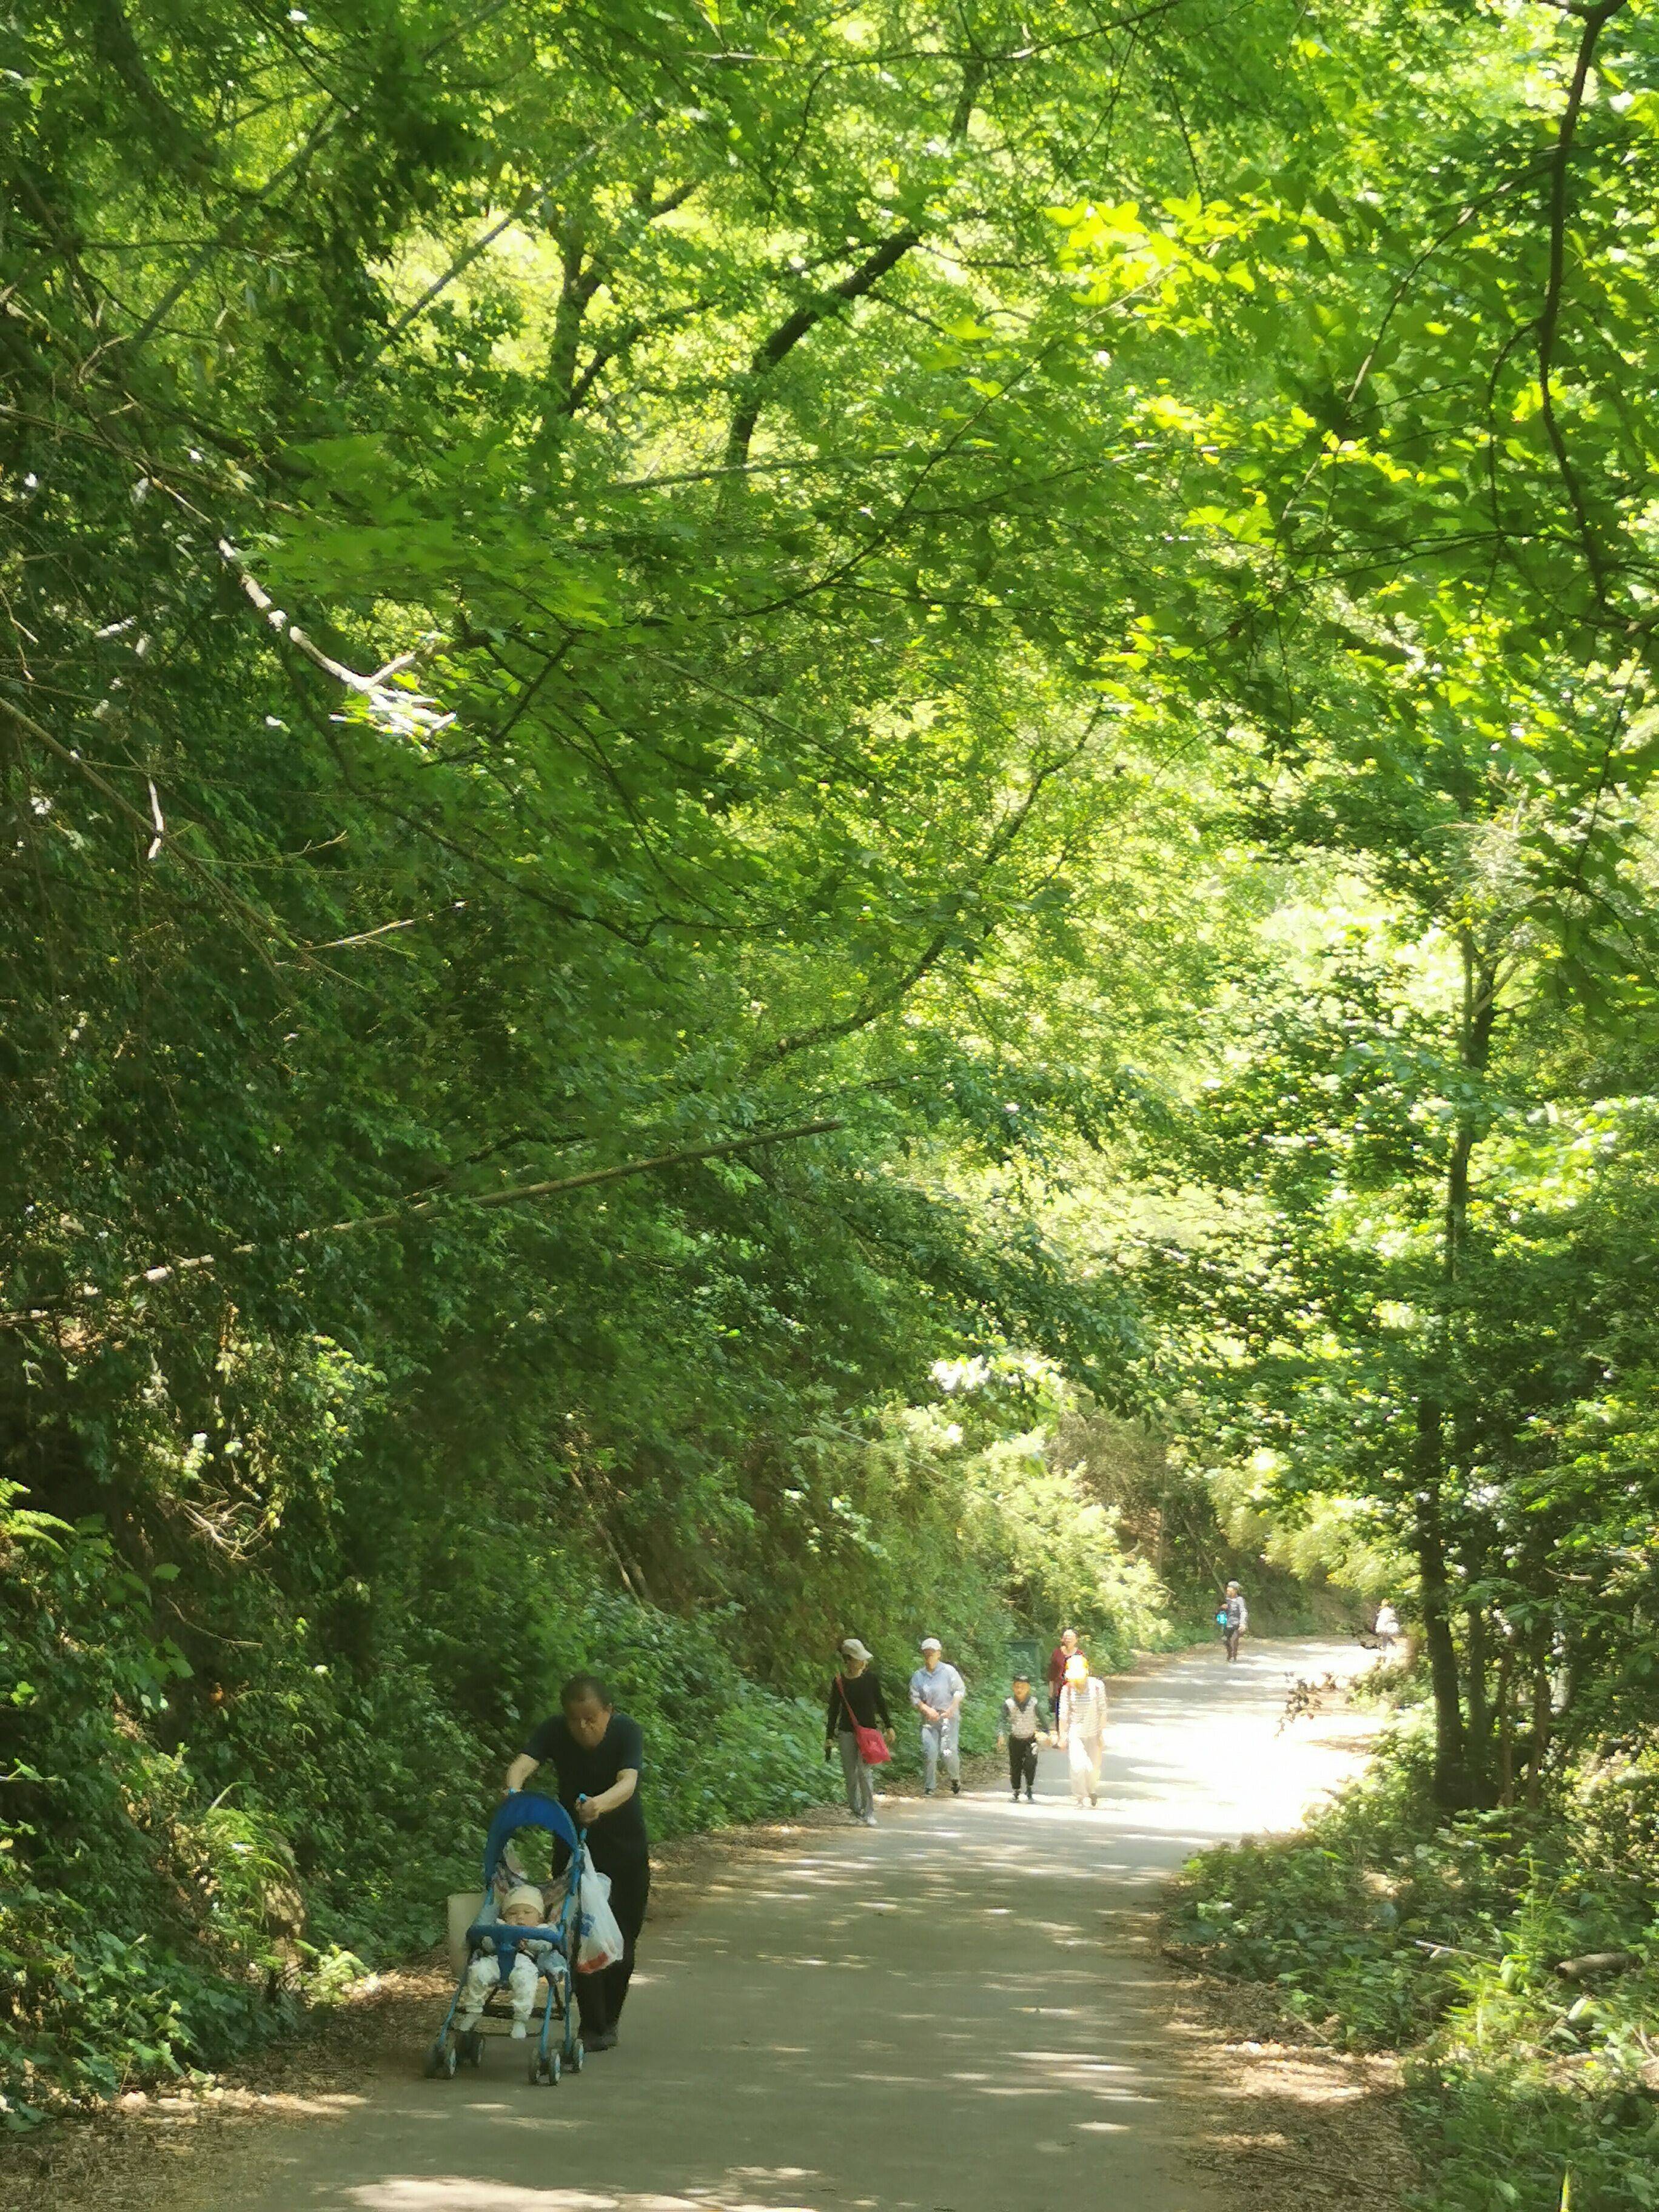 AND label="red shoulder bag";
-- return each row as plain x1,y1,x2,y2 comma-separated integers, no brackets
837,1675,893,1766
